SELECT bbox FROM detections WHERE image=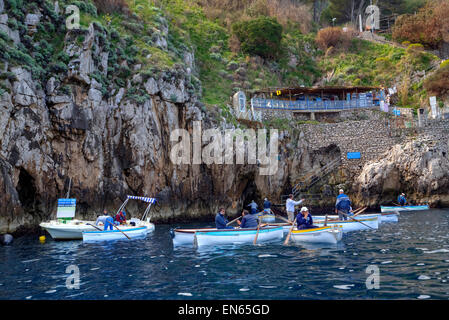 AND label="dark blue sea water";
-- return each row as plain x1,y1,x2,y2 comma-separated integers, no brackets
1,209,449,300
